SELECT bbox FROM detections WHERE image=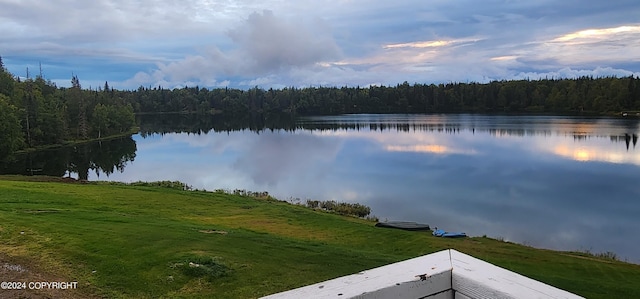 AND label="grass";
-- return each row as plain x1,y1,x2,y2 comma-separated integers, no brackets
0,176,639,298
